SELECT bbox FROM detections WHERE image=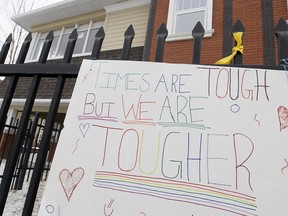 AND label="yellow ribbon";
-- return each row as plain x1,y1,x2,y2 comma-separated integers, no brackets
215,32,244,65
